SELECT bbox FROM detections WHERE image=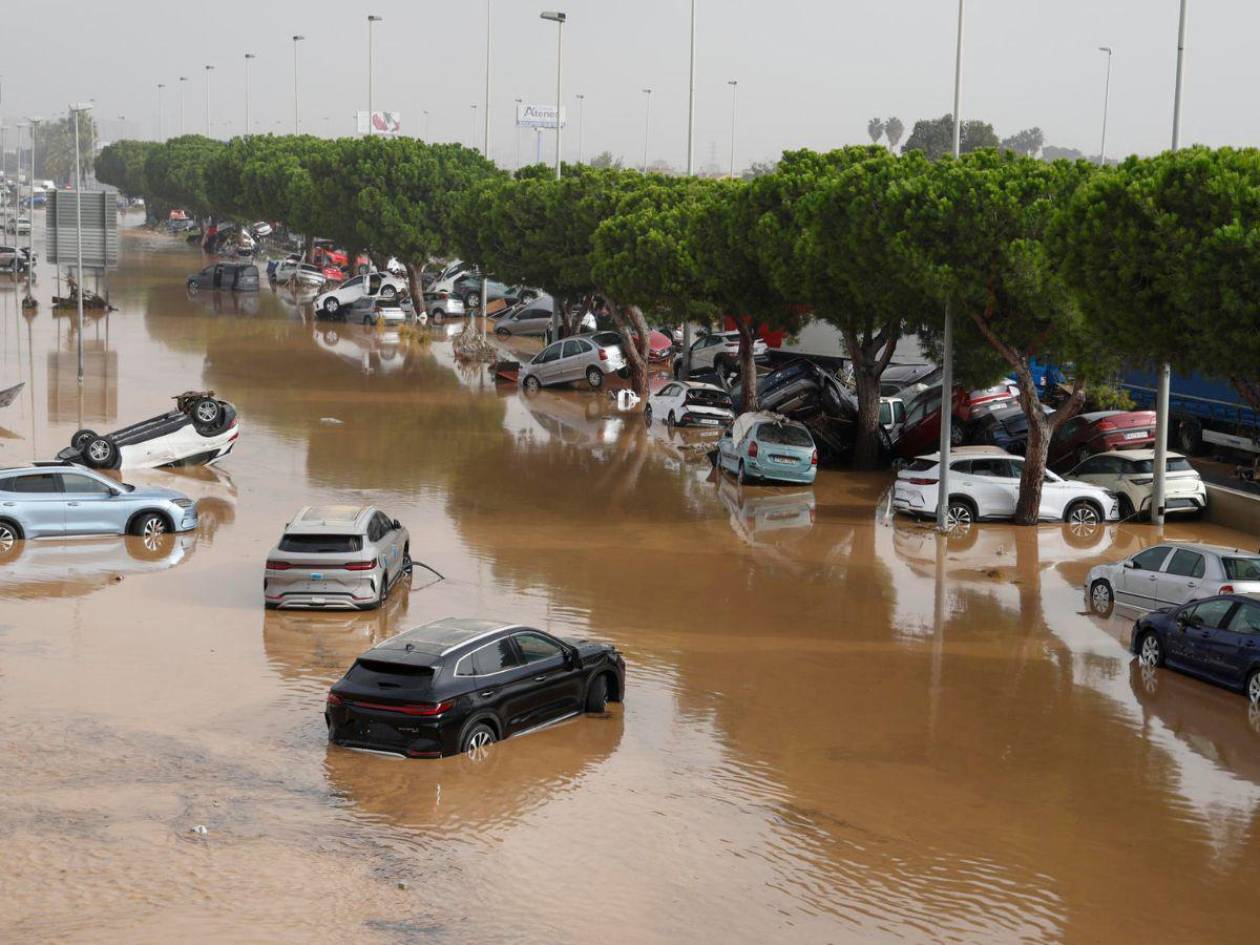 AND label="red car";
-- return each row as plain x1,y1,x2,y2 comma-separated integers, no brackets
894,384,1021,458
1048,410,1157,469
322,266,346,283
